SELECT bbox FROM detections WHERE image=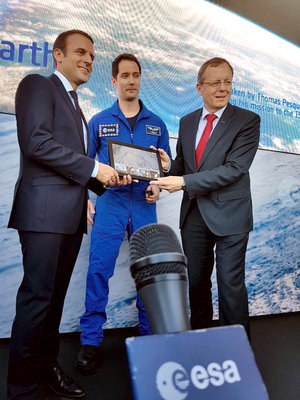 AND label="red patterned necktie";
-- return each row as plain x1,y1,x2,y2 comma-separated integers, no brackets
195,113,217,167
